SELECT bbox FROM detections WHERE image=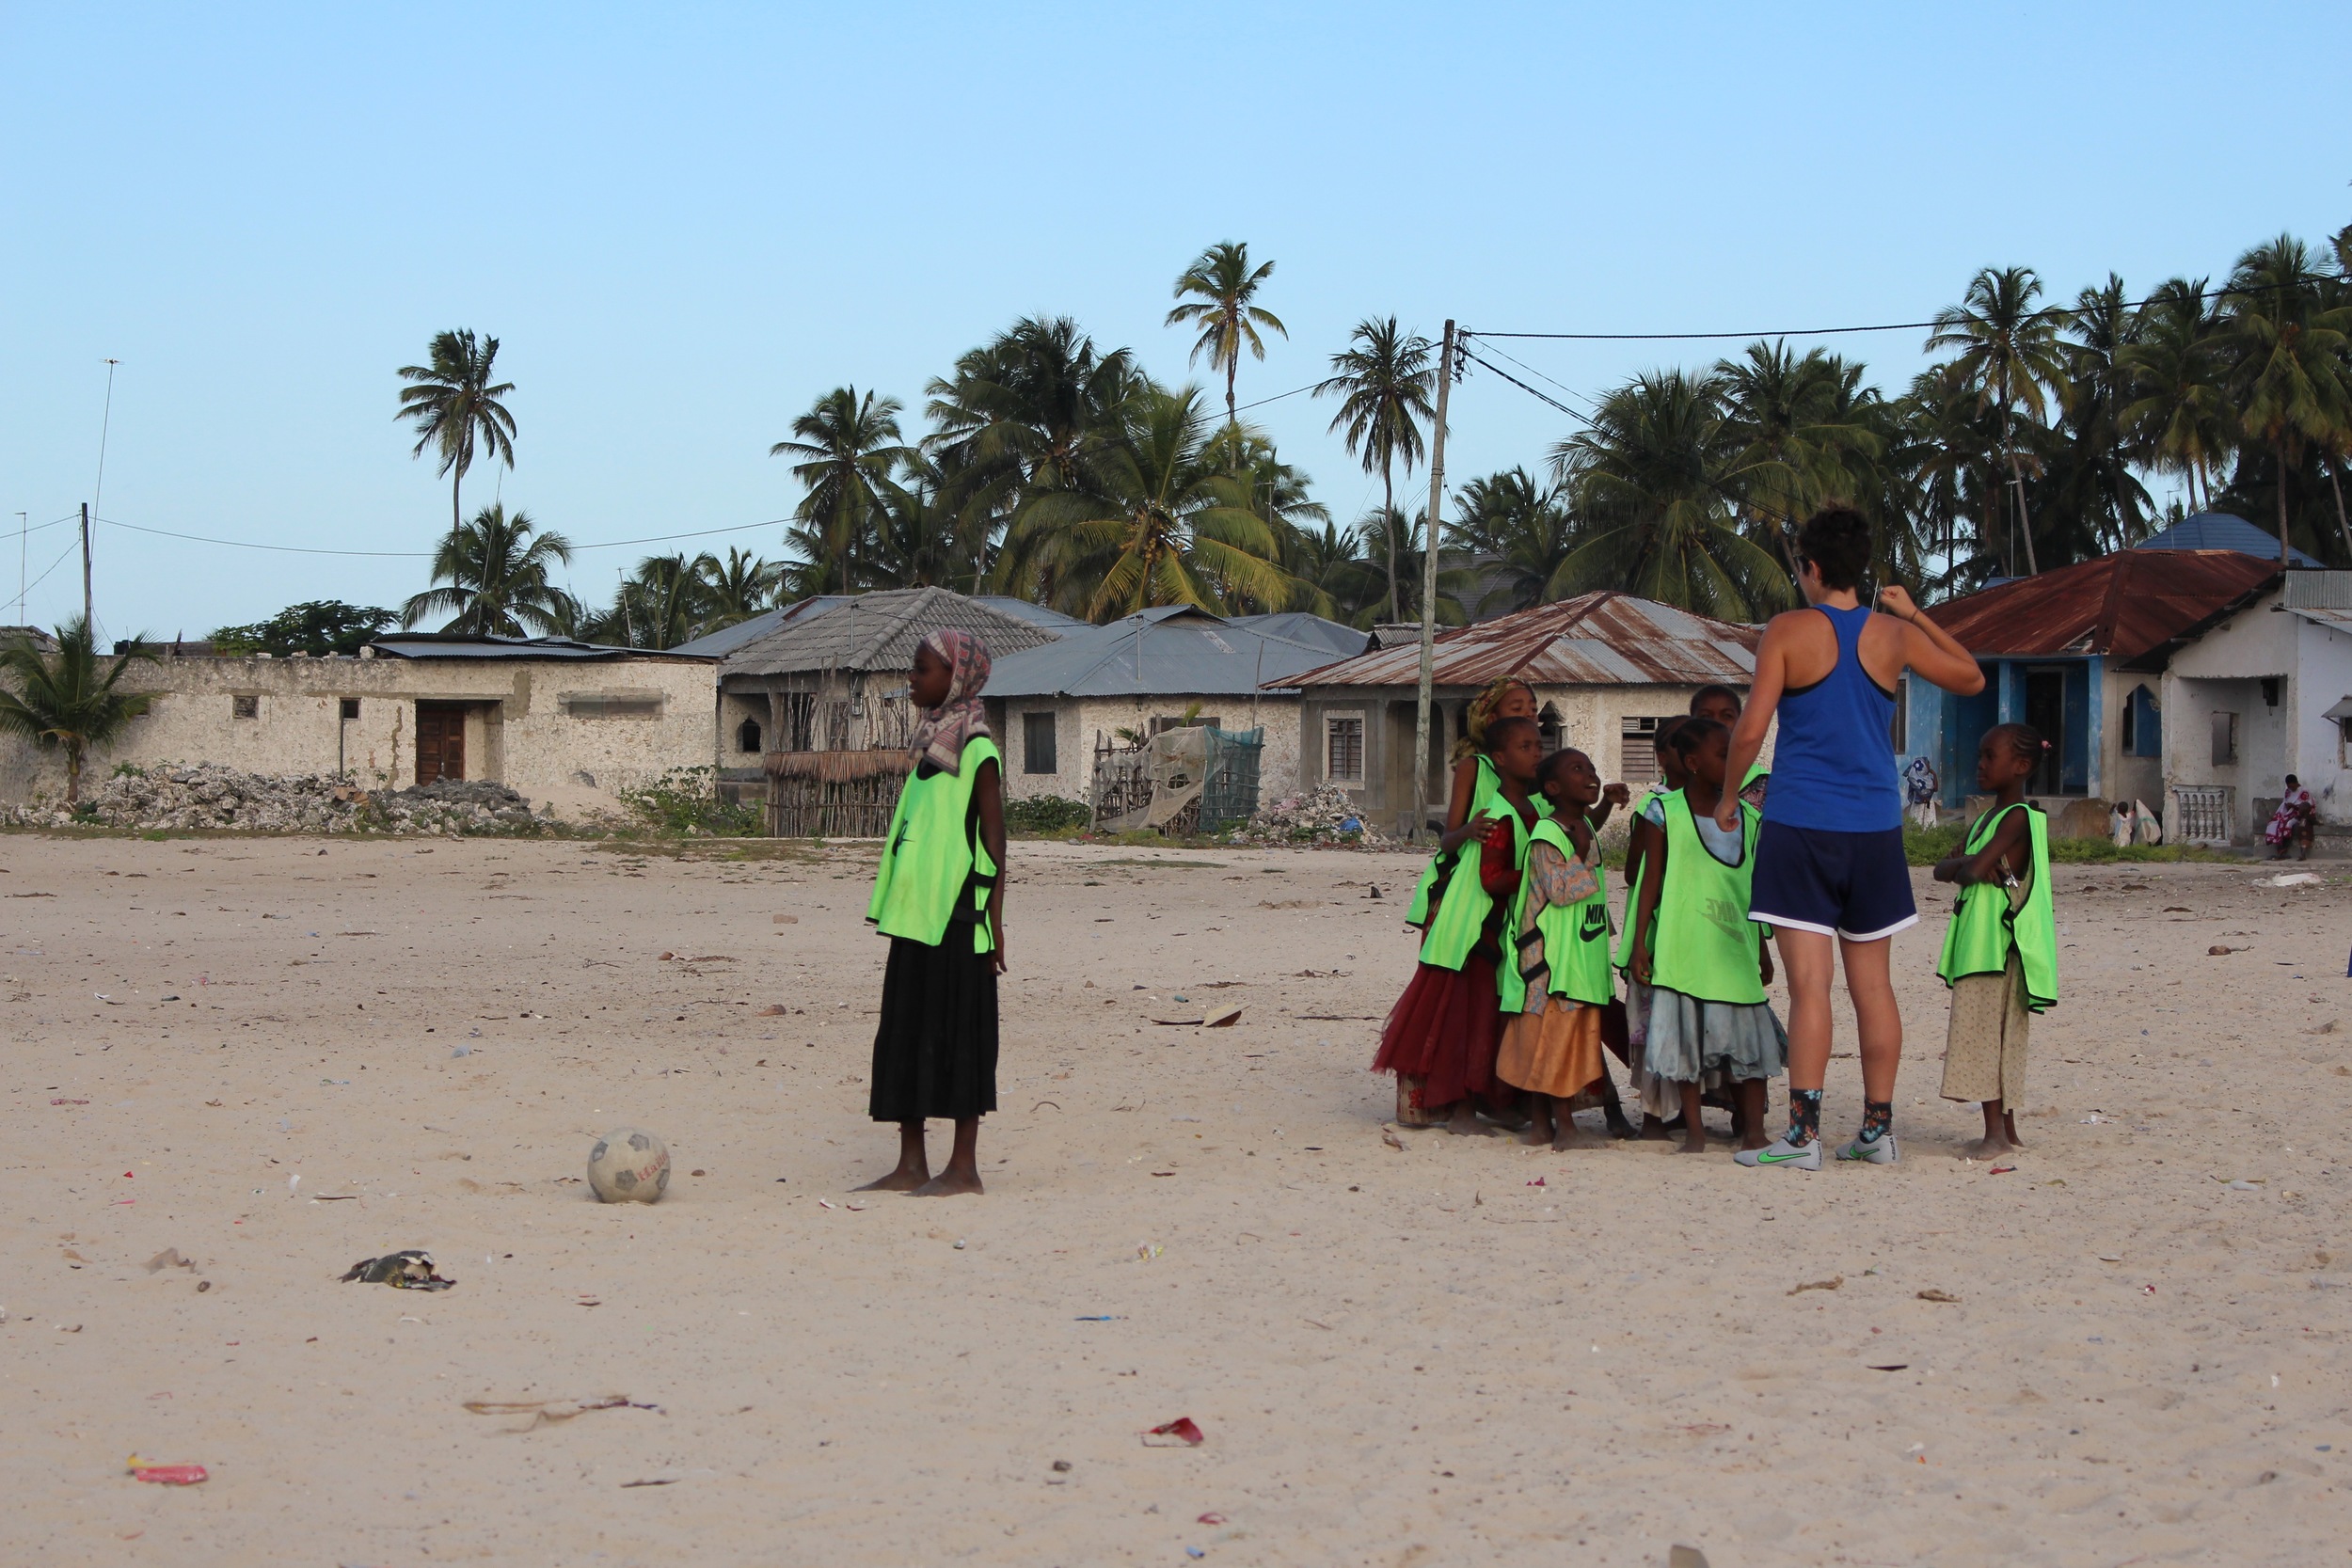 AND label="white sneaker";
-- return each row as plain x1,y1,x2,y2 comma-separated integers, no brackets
1836,1133,1900,1164
1734,1135,1822,1171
